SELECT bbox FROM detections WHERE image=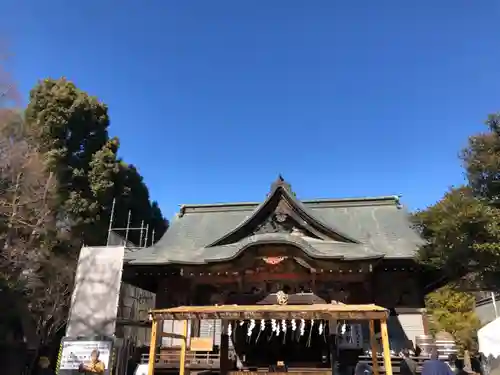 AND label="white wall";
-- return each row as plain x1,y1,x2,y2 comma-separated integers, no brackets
66,246,125,337
395,309,426,345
